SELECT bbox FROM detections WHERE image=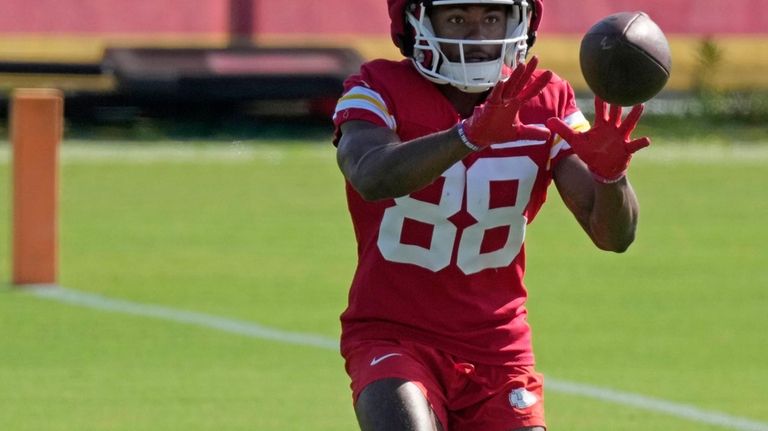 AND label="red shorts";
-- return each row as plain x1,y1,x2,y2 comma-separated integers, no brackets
343,338,546,431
